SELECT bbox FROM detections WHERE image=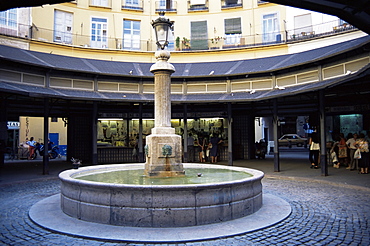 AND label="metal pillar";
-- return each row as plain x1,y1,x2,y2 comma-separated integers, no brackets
319,90,328,176
183,104,188,163
43,98,49,175
228,102,233,166
0,99,7,167
138,103,144,162
273,99,280,172
92,102,98,165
